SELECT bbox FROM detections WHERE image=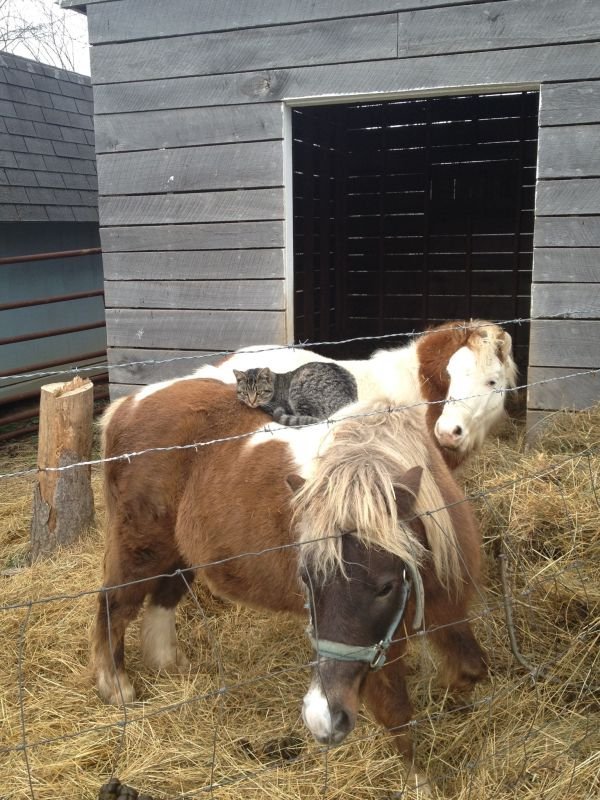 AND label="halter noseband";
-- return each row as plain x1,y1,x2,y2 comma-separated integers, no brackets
305,571,412,672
